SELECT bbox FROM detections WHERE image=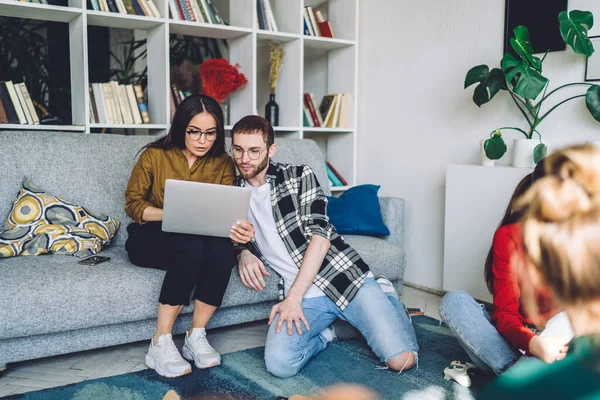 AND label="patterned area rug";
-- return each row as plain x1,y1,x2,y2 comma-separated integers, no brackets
6,316,491,400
